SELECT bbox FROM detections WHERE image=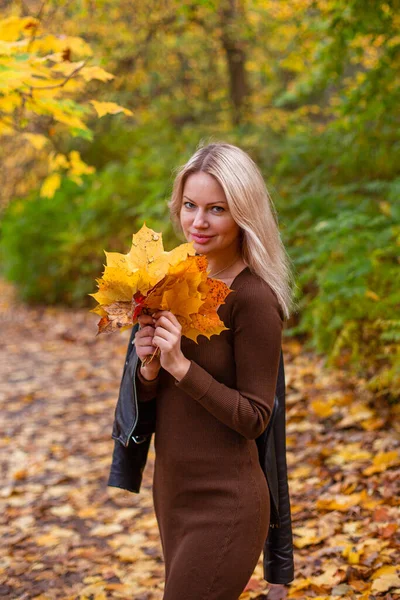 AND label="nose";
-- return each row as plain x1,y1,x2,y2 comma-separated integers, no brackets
192,208,209,229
